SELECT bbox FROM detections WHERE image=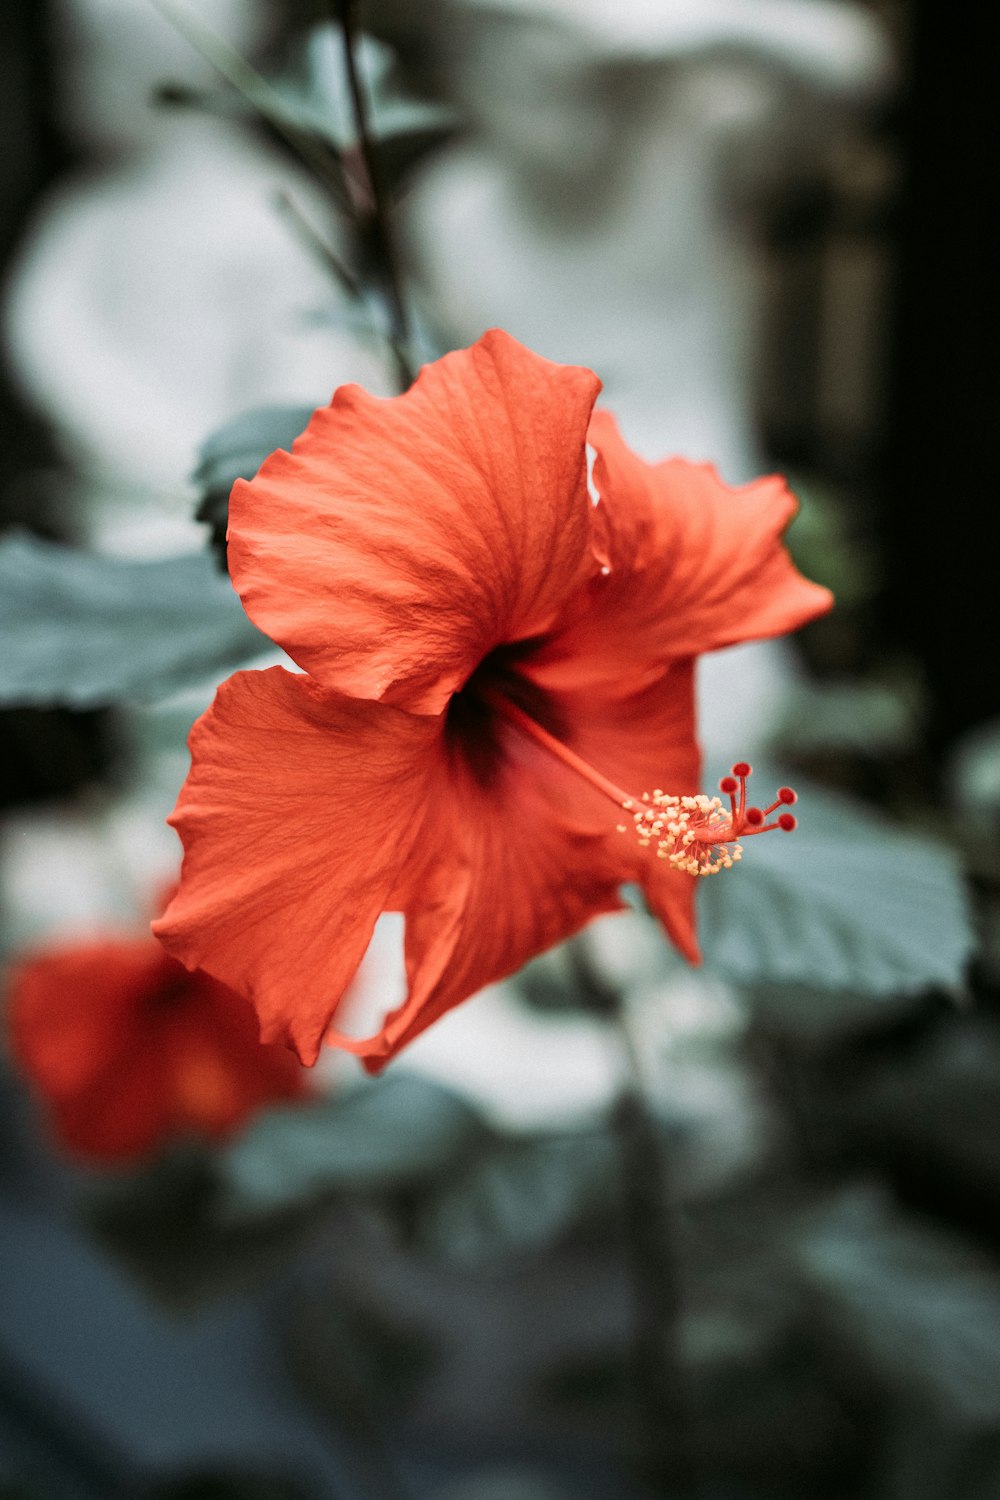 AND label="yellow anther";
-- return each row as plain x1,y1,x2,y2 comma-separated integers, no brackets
614,760,791,879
